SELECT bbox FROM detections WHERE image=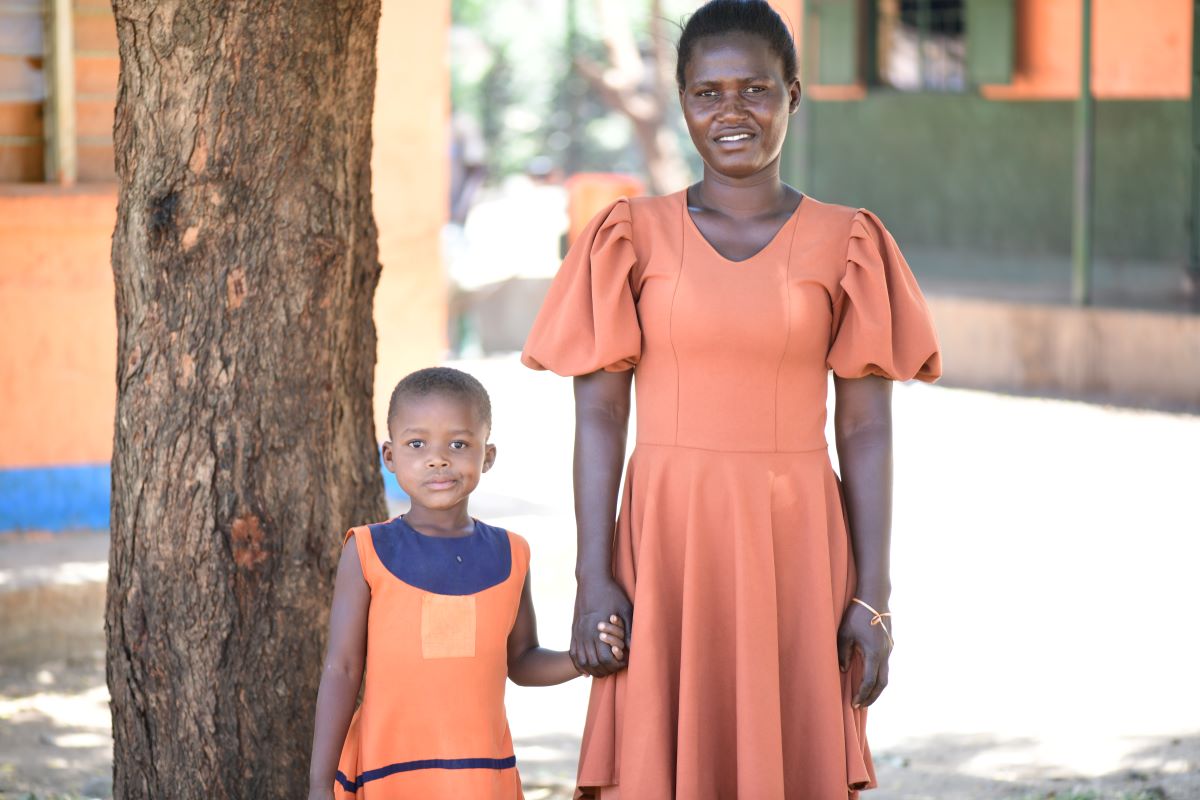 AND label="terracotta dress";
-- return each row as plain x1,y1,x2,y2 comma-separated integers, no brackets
521,191,941,799
335,517,528,799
